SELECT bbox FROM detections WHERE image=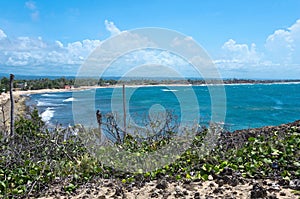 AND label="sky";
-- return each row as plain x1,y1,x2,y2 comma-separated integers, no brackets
0,0,300,79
